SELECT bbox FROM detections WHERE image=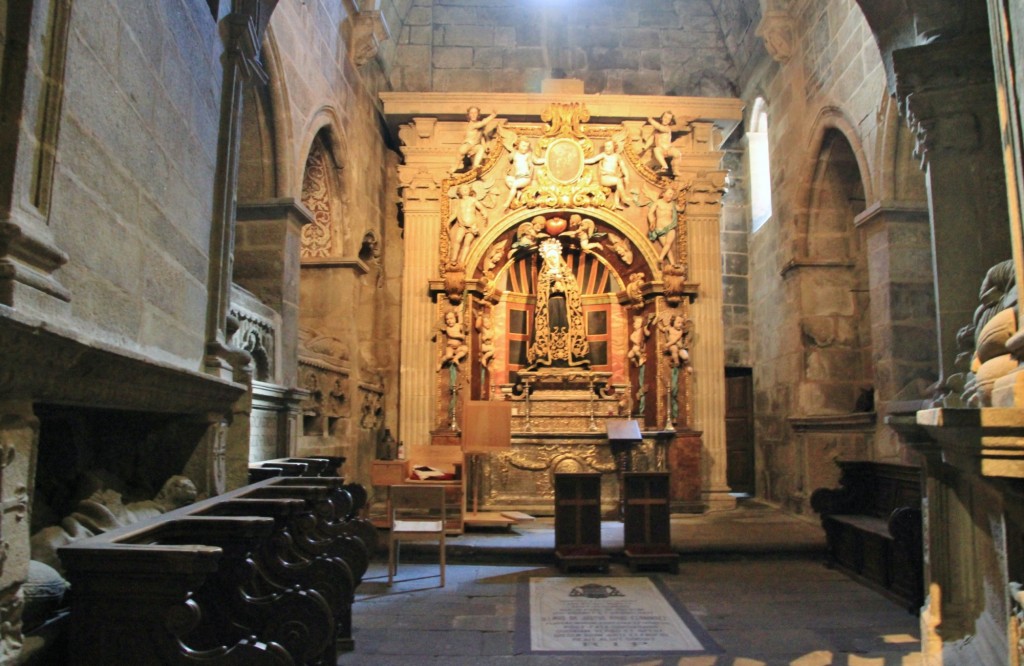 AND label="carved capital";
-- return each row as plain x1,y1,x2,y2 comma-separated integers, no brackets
397,167,441,202
348,9,391,67
894,37,995,167
221,12,269,84
756,10,795,64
